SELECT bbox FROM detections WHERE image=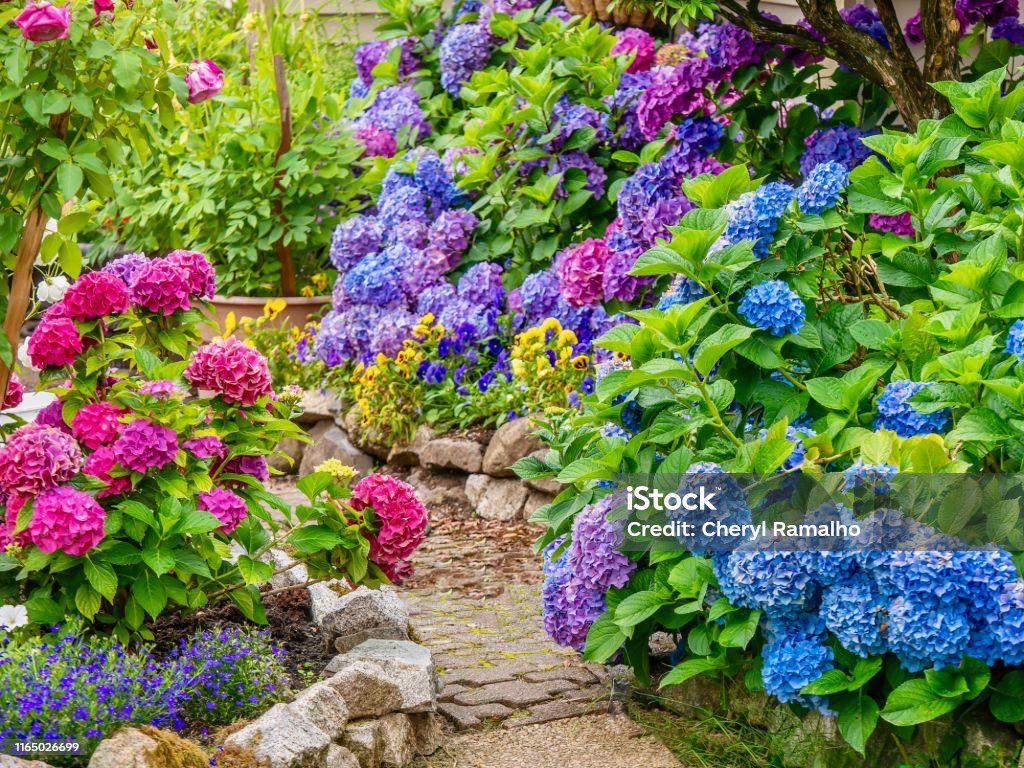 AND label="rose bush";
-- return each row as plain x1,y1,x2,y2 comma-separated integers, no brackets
0,250,428,642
